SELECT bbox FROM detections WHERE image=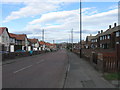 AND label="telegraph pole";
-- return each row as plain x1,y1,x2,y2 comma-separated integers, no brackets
71,28,73,51
80,0,82,58
42,29,44,41
53,40,55,44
